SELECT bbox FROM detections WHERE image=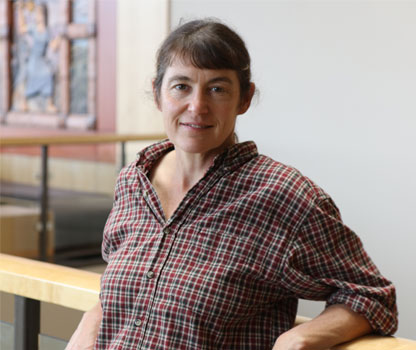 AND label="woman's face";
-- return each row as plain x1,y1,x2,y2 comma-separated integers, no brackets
156,58,253,157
